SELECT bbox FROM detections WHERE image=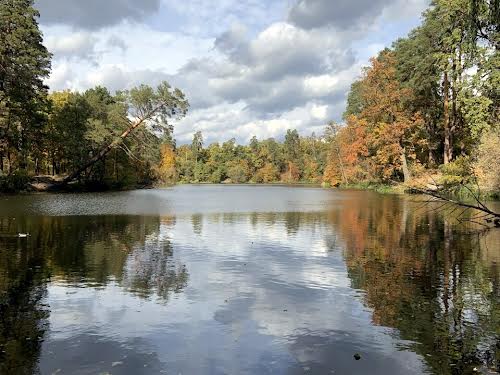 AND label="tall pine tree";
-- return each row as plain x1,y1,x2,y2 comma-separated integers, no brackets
0,0,51,173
